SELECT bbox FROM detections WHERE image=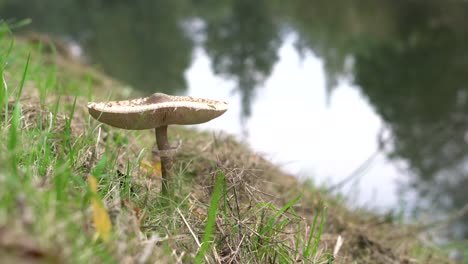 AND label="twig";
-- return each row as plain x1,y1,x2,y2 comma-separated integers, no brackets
95,126,101,151
176,208,210,263
176,208,201,247
333,235,344,259
327,150,379,192
327,126,393,192
212,244,222,264
390,202,468,239
227,234,246,264
138,234,165,264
